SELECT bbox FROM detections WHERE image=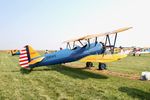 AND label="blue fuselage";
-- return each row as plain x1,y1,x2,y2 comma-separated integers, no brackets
32,43,105,67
